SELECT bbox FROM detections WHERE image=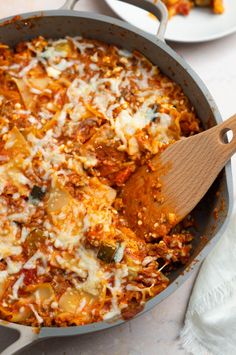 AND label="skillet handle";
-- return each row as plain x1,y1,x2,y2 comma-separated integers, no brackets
117,0,168,41
60,0,78,10
0,323,38,355
61,0,168,42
